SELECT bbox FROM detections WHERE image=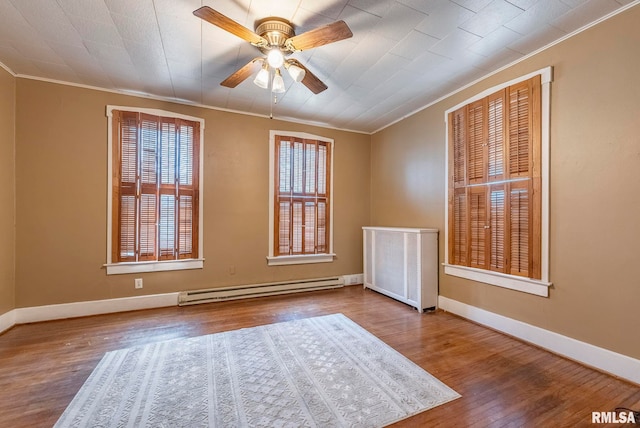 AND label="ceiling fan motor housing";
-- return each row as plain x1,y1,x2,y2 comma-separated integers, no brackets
255,18,295,53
